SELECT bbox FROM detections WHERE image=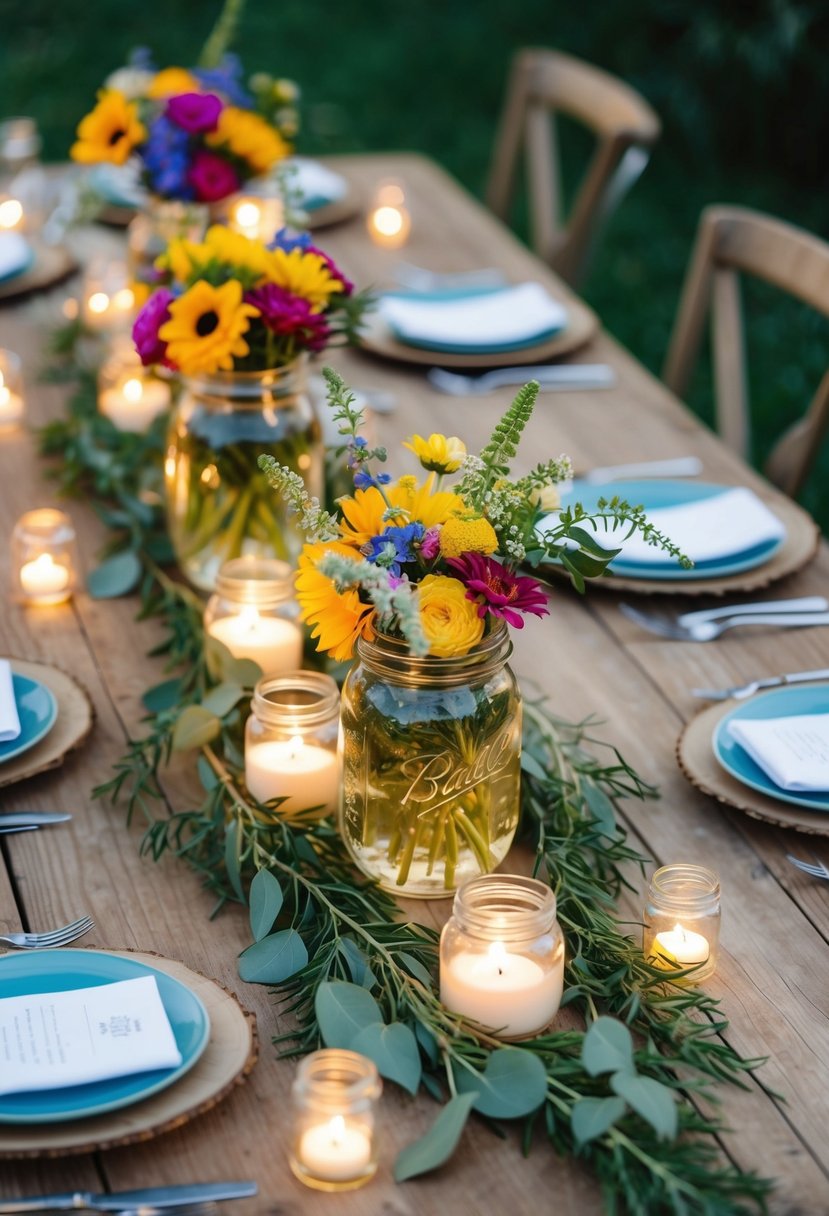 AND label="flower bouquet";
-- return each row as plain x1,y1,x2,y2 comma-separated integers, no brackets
260,370,686,896
133,225,371,589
